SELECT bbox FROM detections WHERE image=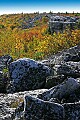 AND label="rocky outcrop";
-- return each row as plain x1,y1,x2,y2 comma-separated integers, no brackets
0,89,47,120
24,95,64,120
24,77,80,120
1,45,80,120
0,86,80,120
49,16,80,33
38,78,80,101
54,61,80,78
7,58,51,93
43,45,80,65
42,45,80,78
